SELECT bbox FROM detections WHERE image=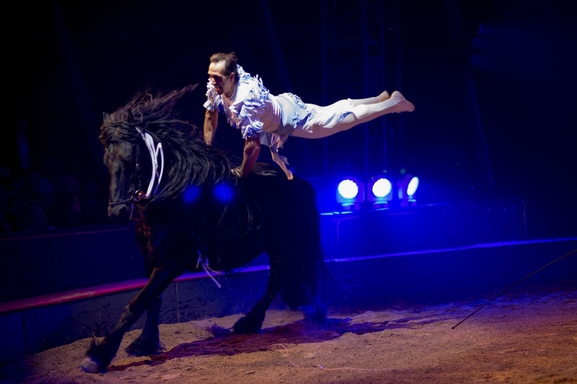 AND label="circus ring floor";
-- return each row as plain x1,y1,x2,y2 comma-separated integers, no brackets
1,201,576,383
